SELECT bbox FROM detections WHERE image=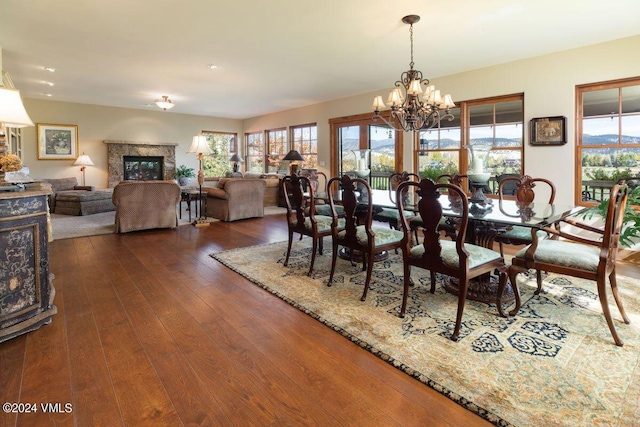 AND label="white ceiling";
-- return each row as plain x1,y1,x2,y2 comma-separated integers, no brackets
1,0,639,120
